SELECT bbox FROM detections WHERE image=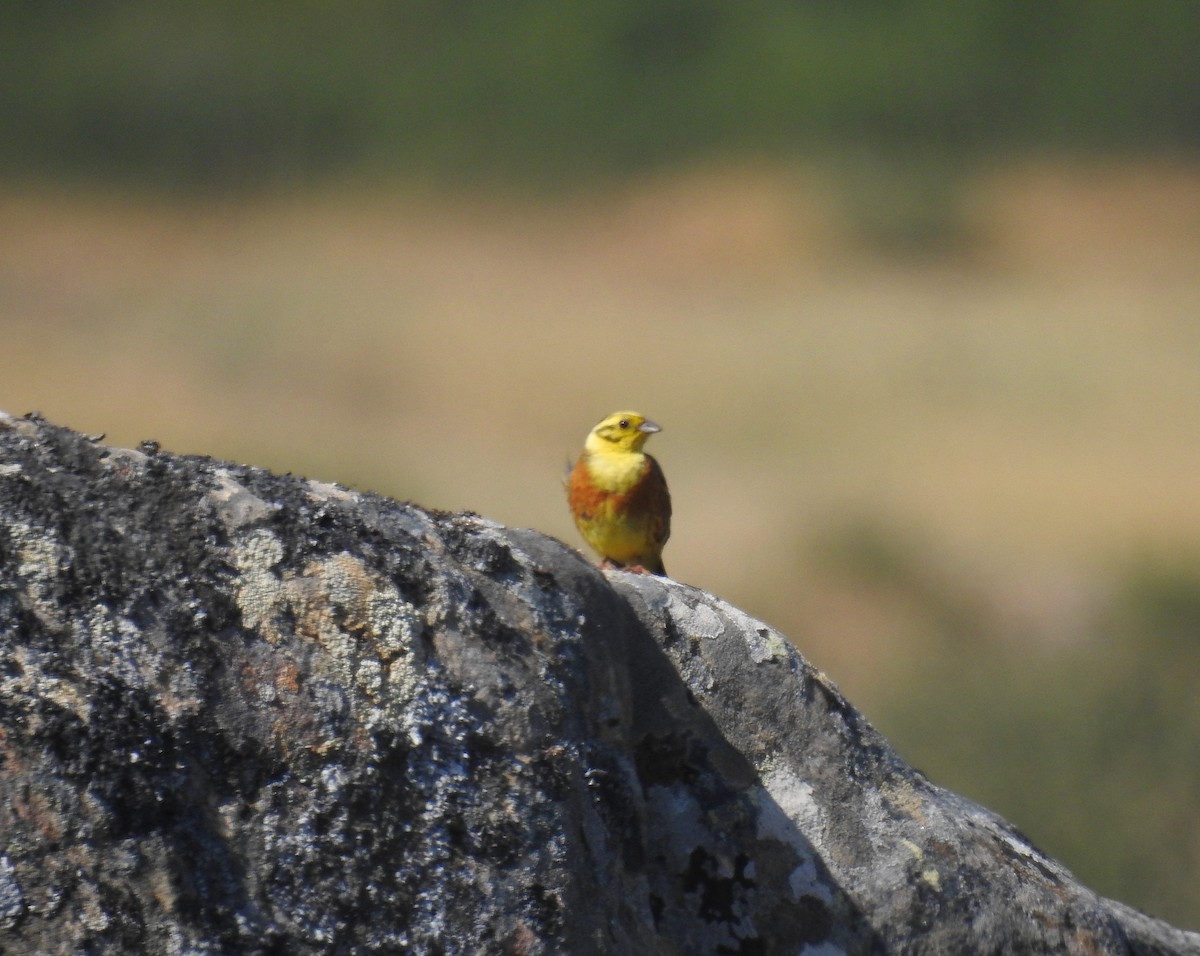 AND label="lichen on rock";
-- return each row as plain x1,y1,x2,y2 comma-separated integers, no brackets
0,413,1196,955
